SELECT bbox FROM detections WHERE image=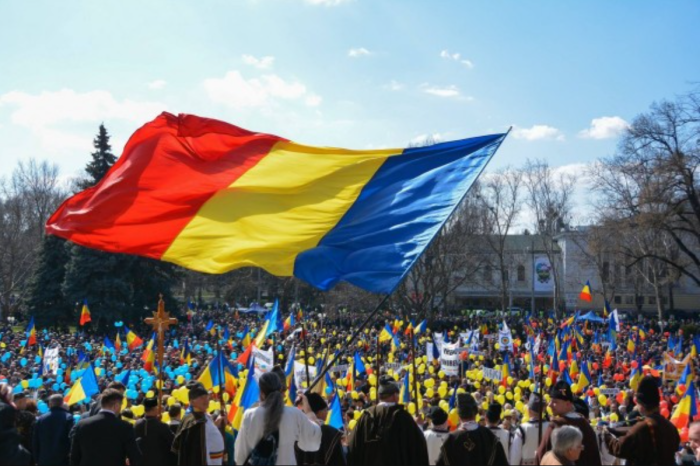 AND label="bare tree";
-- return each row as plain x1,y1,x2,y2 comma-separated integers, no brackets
590,90,700,287
0,159,65,317
523,159,575,315
478,167,524,311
